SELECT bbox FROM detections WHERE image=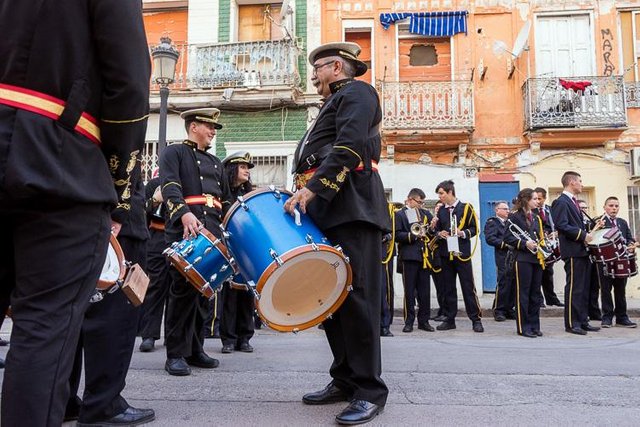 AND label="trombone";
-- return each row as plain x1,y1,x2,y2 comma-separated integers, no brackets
507,221,553,259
